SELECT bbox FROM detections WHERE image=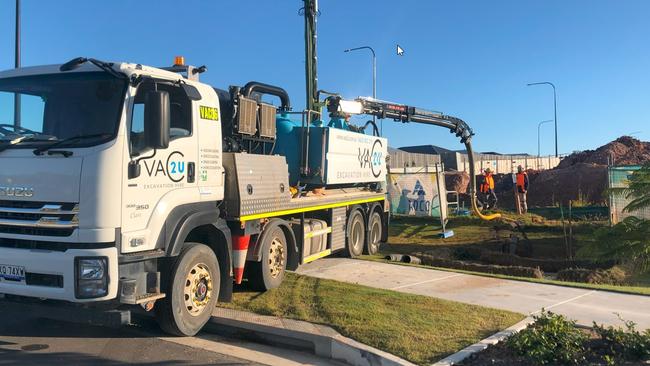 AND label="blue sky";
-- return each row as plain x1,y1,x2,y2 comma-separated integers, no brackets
1,0,649,155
